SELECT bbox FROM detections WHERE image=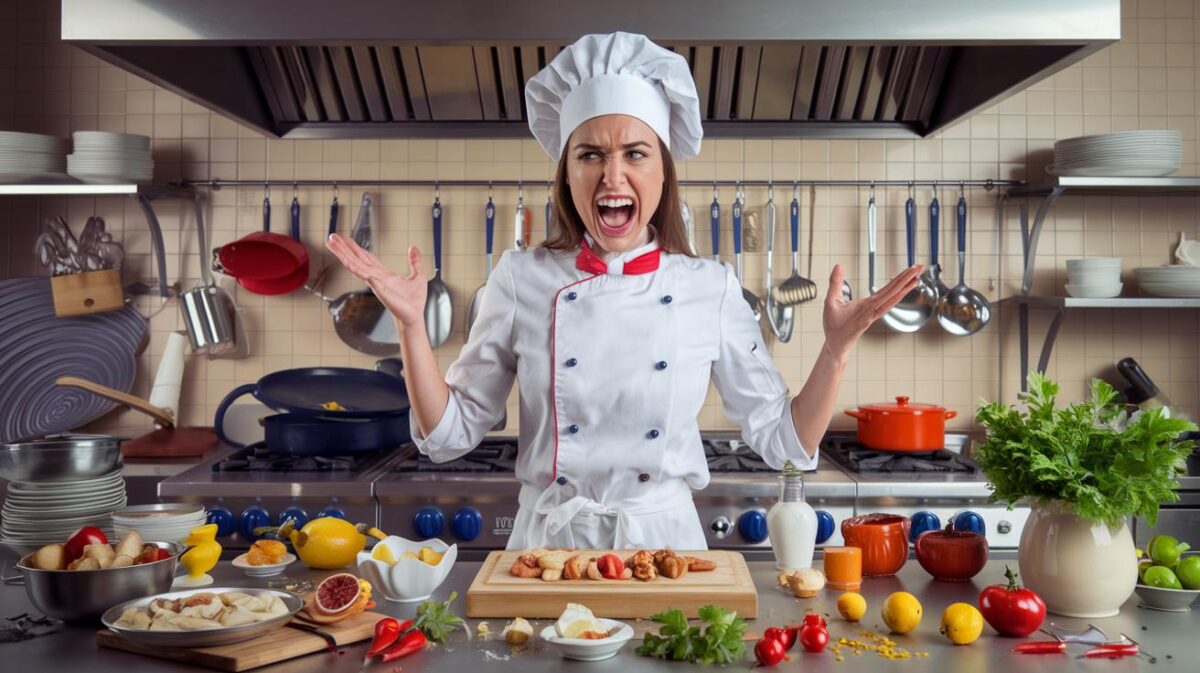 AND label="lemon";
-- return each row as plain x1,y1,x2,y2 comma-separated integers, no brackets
837,592,867,622
289,517,366,569
418,546,445,565
400,551,420,561
371,544,397,565
939,603,983,645
881,591,922,635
